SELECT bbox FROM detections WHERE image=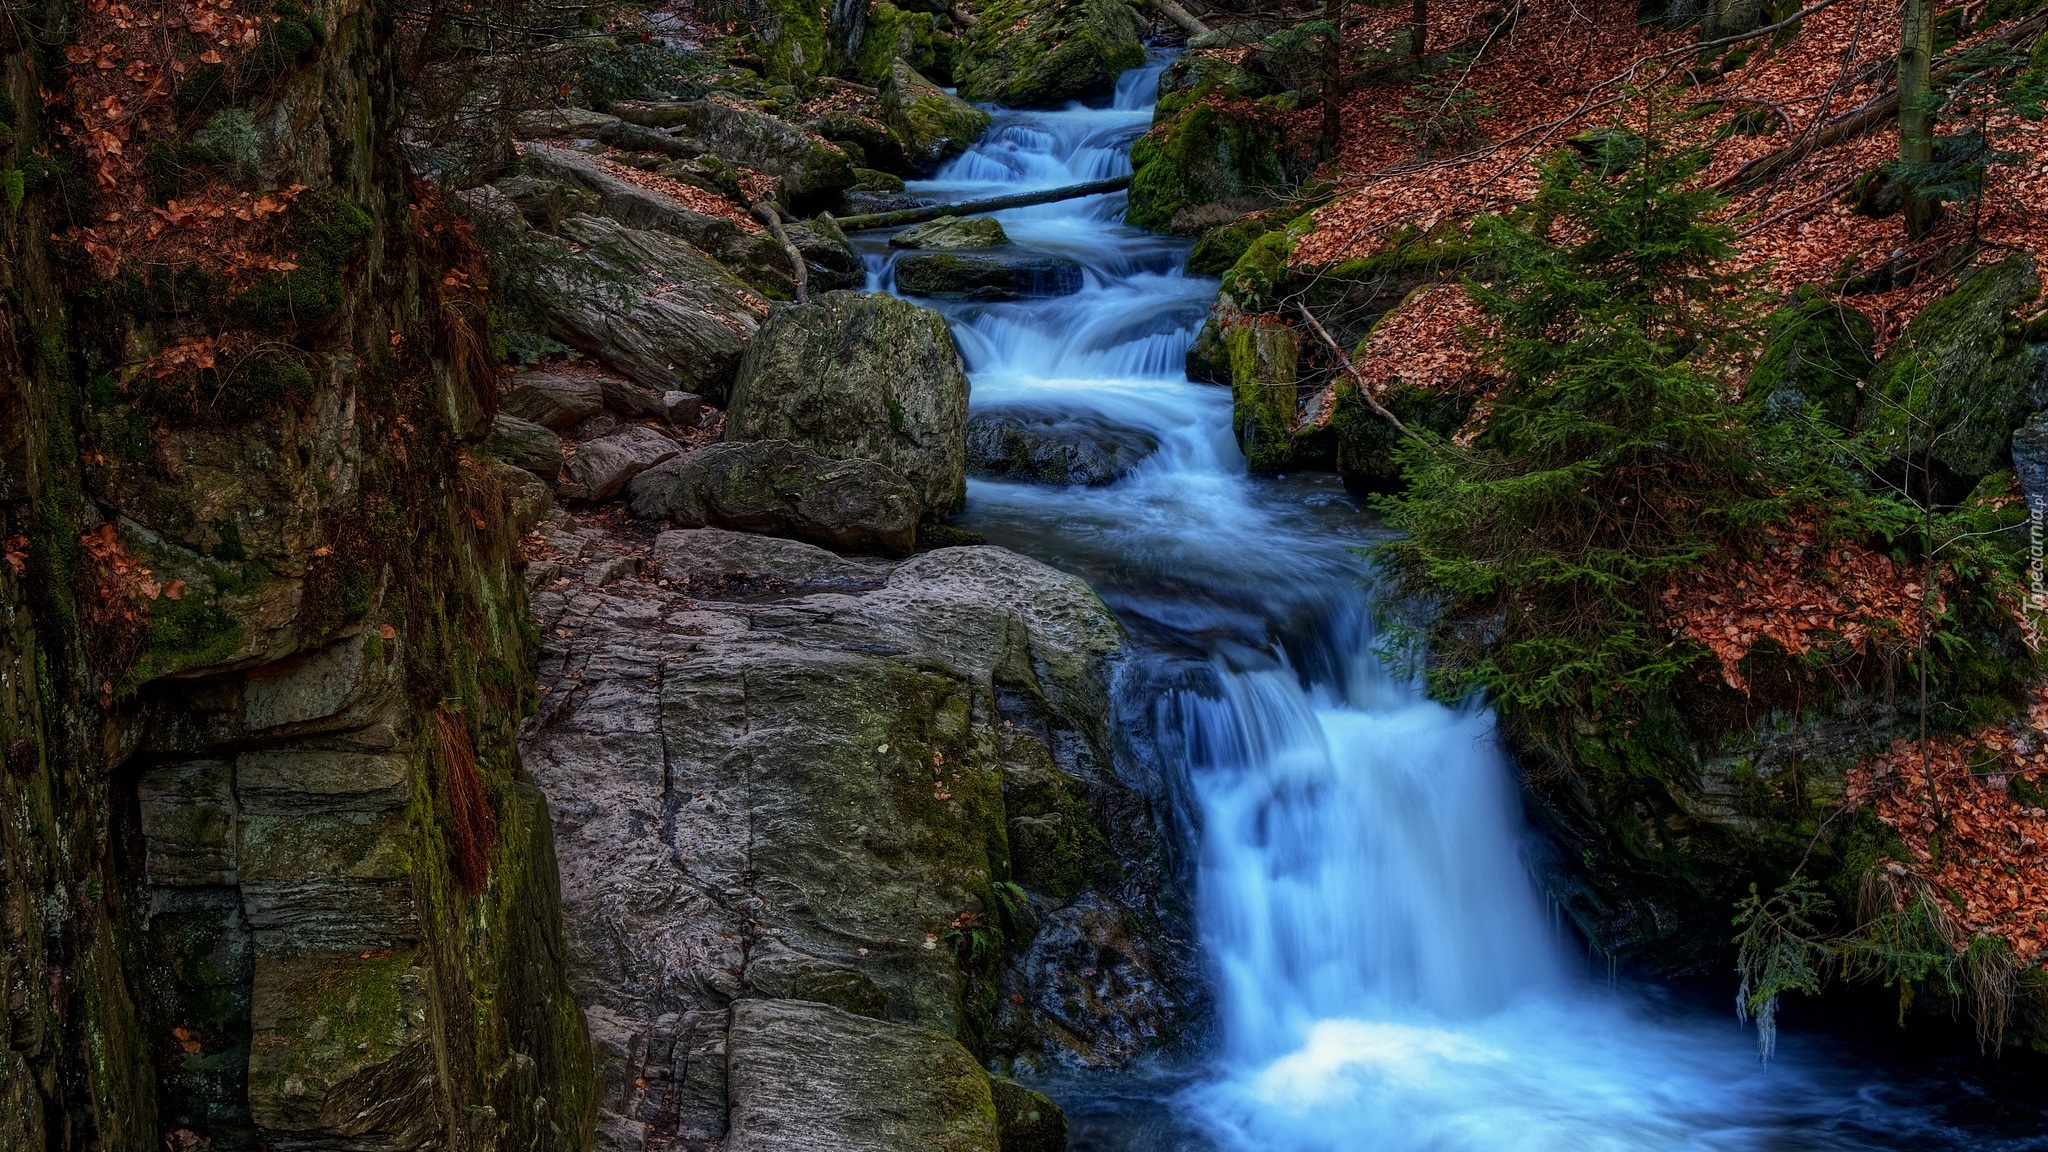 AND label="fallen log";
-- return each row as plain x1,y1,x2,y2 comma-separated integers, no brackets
829,176,1133,231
